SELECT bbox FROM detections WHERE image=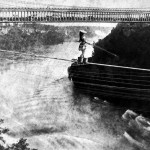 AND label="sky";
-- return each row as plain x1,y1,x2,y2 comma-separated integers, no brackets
1,0,150,8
